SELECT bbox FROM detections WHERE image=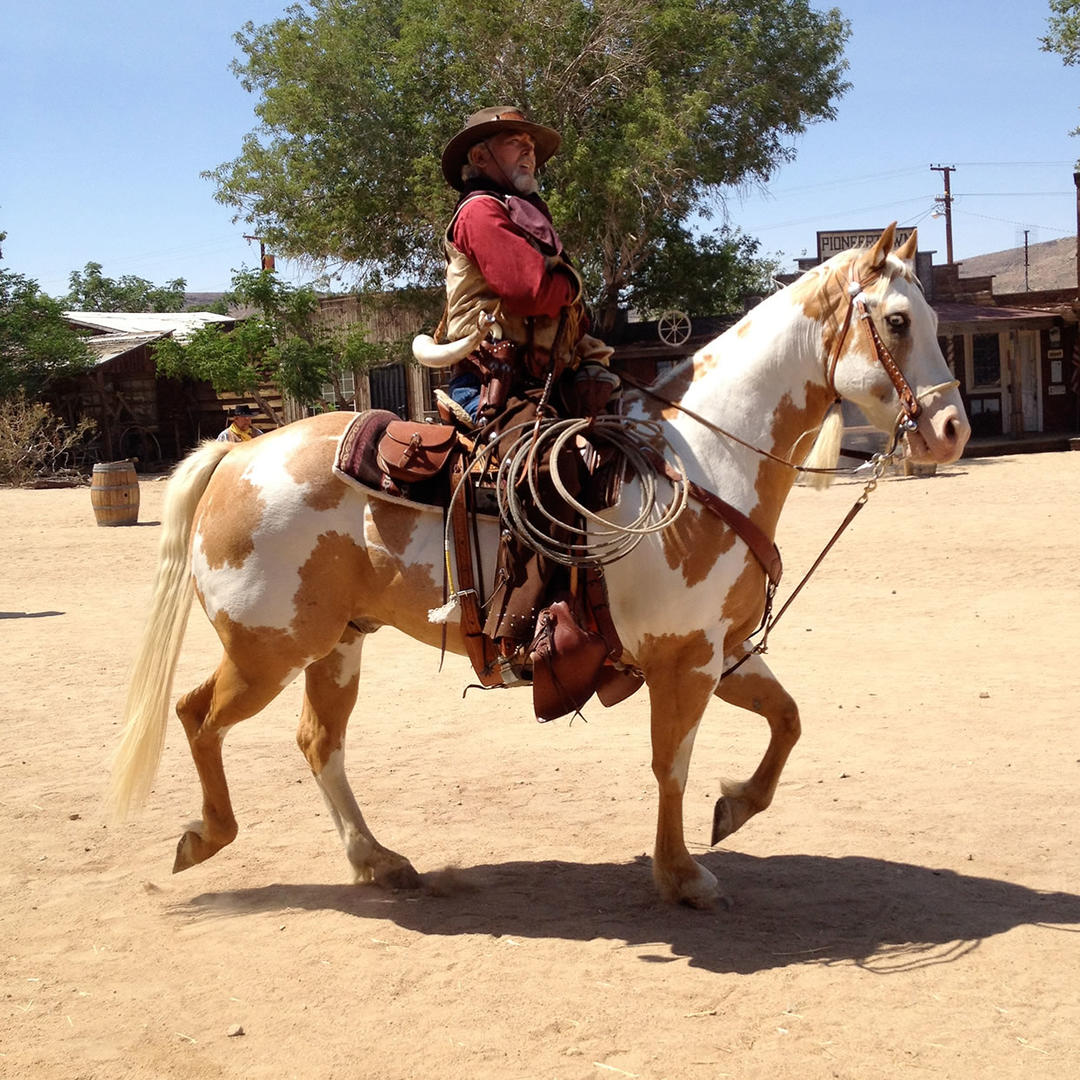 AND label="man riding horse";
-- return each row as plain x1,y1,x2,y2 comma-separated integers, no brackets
432,107,620,678
437,105,616,425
